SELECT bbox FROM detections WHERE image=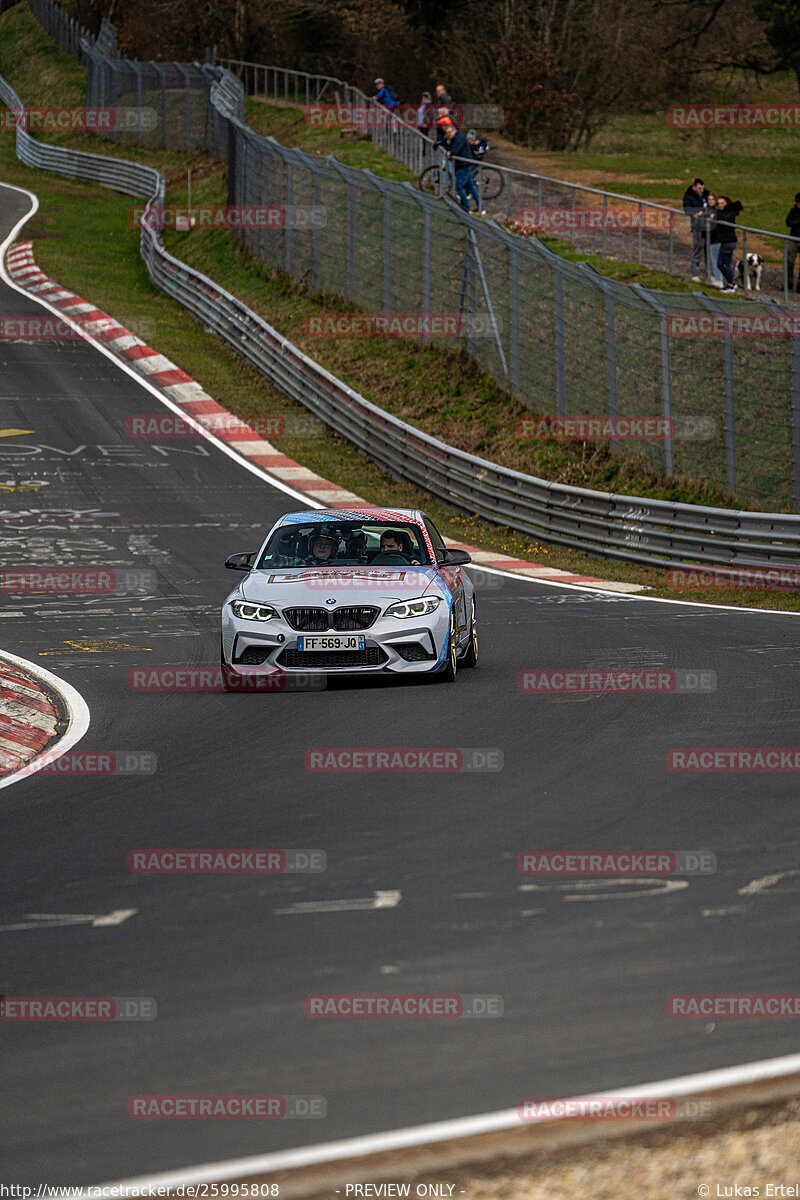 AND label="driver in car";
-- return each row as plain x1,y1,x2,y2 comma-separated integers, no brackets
306,531,340,564
379,530,420,565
